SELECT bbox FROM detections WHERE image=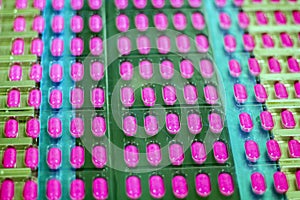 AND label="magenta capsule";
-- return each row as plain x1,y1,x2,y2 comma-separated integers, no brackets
184,84,198,105
293,10,300,24
3,147,17,168
228,59,241,77
218,173,234,196
192,12,205,30
142,87,156,107
209,113,223,134
52,0,64,10
180,60,194,79
92,145,107,168
123,116,137,136
93,178,108,200
71,62,84,82
254,84,268,103
26,118,40,138
256,11,268,25
124,145,139,168
31,38,44,56
71,15,84,33
238,12,250,29
133,0,147,9
245,140,260,162
121,87,135,107
266,140,281,161
139,60,153,79
0,179,15,200
173,12,187,31
187,113,202,134
23,180,37,200
90,61,104,81
219,12,231,30
88,0,102,9
177,34,190,53
89,15,102,33
151,0,165,8
243,34,255,51
224,35,236,53
28,89,41,108
90,37,103,56
295,81,300,98
9,64,22,81
260,111,274,131
166,113,180,134
248,58,261,77
70,88,84,109
137,35,151,54
70,146,85,169
204,85,218,105
234,83,248,103
288,140,300,158
47,147,62,169
274,10,286,25
195,174,211,197
274,82,288,99
213,141,228,163
32,16,45,33
116,14,129,32
46,179,61,200
49,89,62,109
70,179,85,200
135,13,149,32
154,13,168,31
169,143,184,165
118,36,131,55
70,37,84,56
191,142,206,164
233,0,244,6
273,172,289,194
251,172,266,195
196,35,209,53
215,0,226,7
30,64,43,82
149,175,165,198
4,119,18,138
144,115,158,136
170,0,184,8
157,35,171,54
92,116,106,137
146,143,161,166
126,176,141,199
239,112,253,132
160,60,174,79
262,33,274,48
71,0,83,10
120,61,133,81
115,0,128,9
50,64,63,83
12,38,24,55
189,0,201,7
52,15,64,33
296,171,300,190
288,57,300,73
34,0,46,10
48,117,62,138
51,38,64,57
91,88,105,108
70,117,84,138
172,175,188,199
281,110,296,129
25,147,38,169
200,59,214,79
163,85,177,105
14,16,26,32
16,0,27,9
7,89,20,108
268,57,281,73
